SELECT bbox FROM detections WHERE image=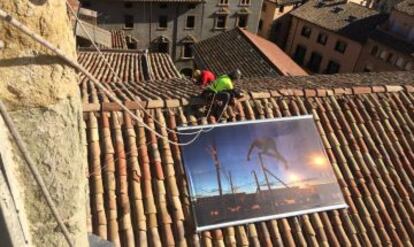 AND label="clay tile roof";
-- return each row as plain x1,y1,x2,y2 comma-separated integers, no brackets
80,71,414,105
290,0,388,42
394,0,414,16
78,49,181,103
193,28,307,78
83,70,414,246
